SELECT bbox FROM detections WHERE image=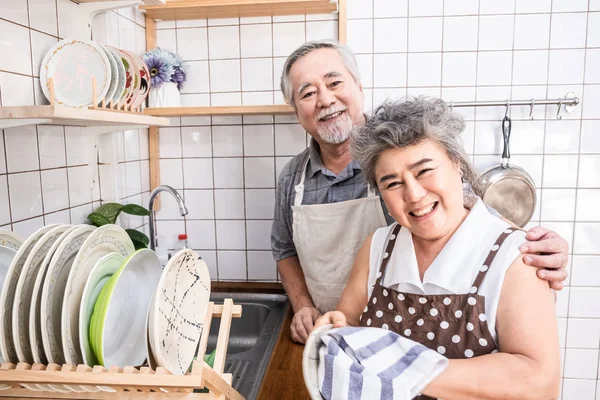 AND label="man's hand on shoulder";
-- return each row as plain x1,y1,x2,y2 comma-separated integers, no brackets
520,226,569,291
